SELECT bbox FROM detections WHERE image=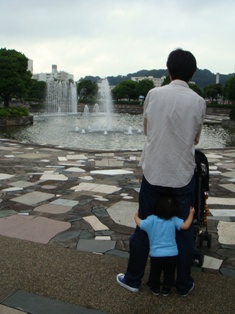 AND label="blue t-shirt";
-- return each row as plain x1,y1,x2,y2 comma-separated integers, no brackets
140,215,184,257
